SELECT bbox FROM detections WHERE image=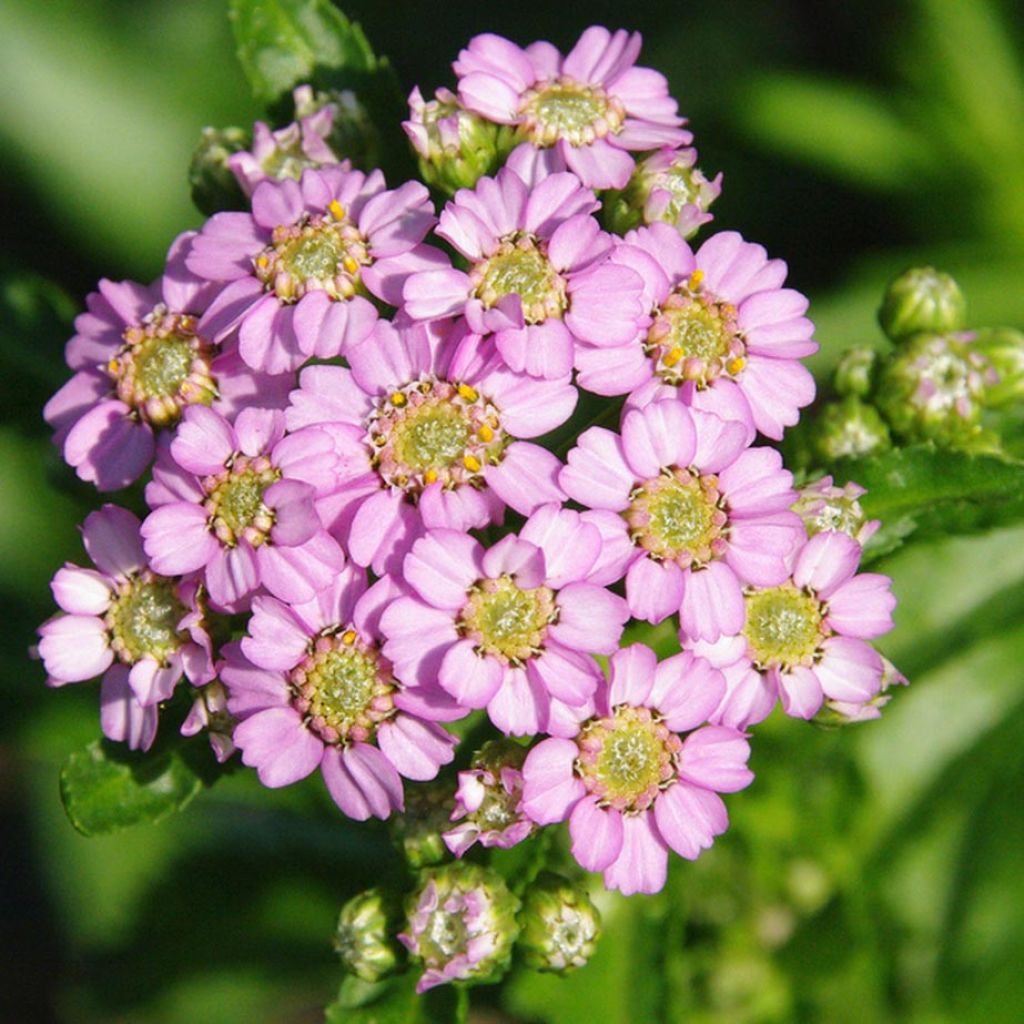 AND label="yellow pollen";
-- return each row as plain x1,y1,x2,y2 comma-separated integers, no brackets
424,468,439,485
256,255,269,269
107,359,120,374
341,630,357,645
343,255,360,275
390,392,407,407
328,200,346,220
688,270,705,289
662,347,684,367
458,384,479,402
727,356,746,375
463,454,482,472
478,424,494,442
